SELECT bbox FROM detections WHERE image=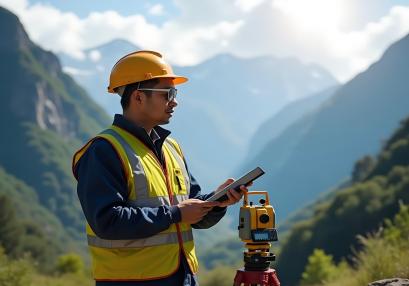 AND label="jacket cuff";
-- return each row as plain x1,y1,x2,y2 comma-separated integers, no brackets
170,205,182,223
212,206,227,212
